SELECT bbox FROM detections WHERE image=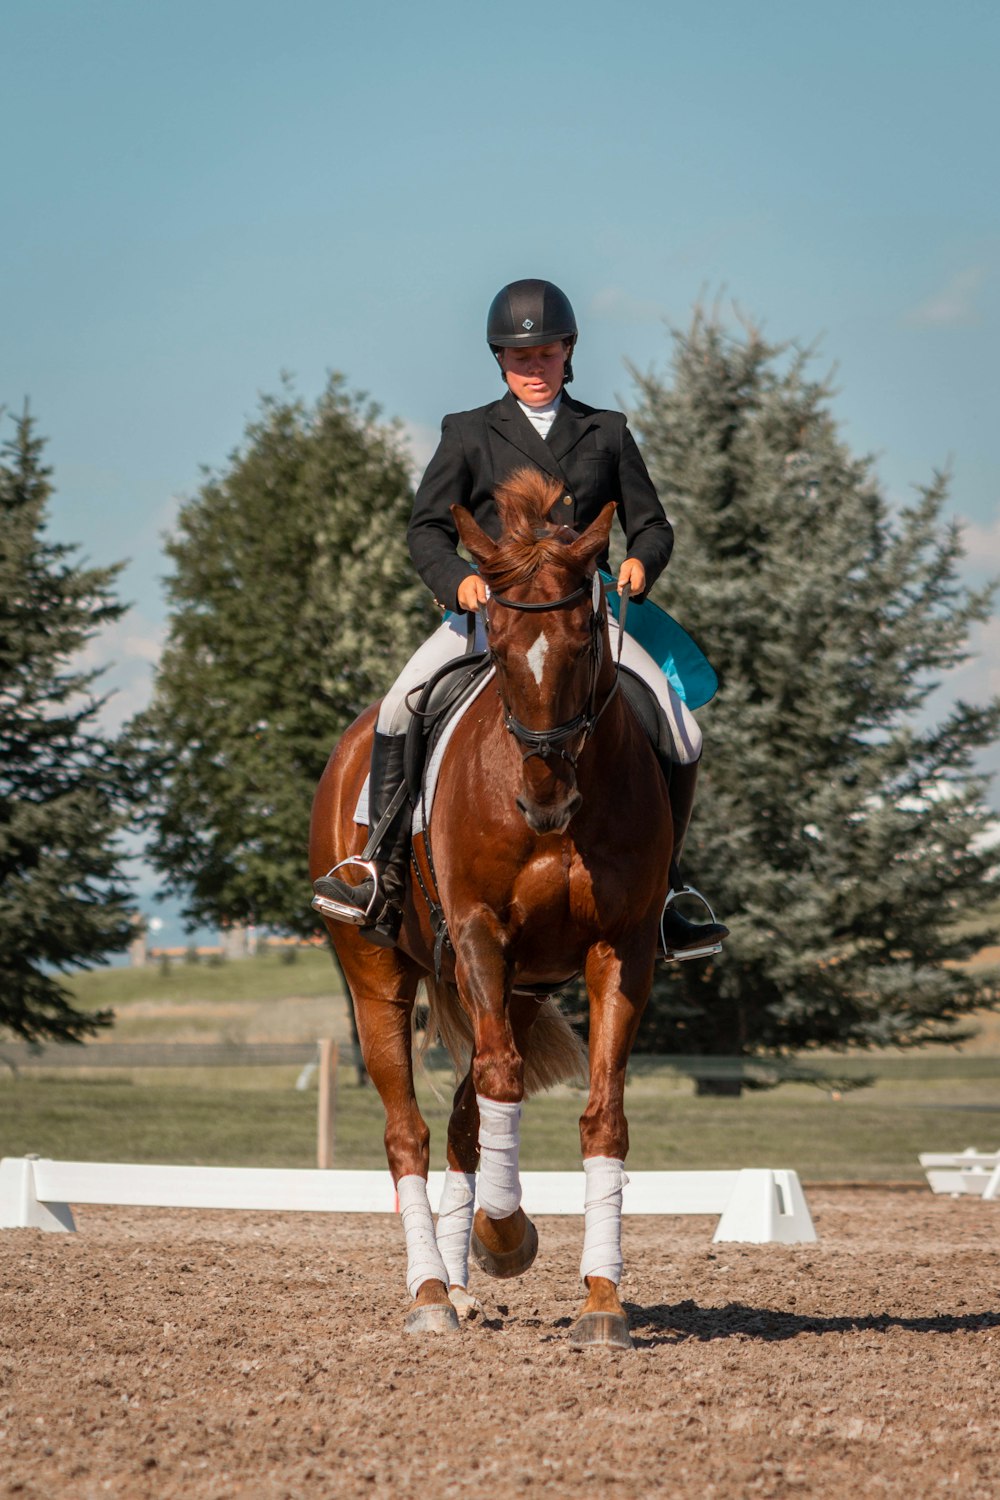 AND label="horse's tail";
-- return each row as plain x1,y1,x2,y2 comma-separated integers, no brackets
420,977,587,1097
